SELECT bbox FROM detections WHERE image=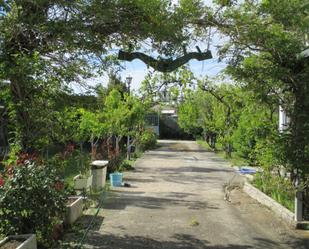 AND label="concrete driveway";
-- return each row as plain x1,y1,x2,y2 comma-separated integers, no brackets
82,140,309,249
